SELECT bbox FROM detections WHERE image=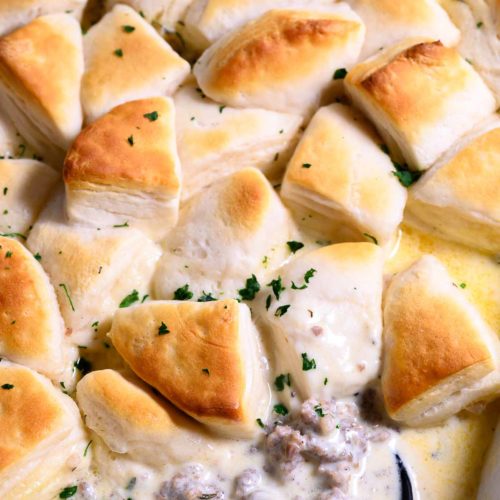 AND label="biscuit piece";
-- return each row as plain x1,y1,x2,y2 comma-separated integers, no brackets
281,104,407,245
0,236,76,379
183,0,337,52
193,5,365,115
405,118,500,254
0,159,58,237
175,80,302,201
0,0,86,37
345,40,496,171
105,0,193,31
0,14,83,167
442,0,500,102
77,369,215,465
478,416,500,500
27,189,161,346
64,97,181,241
347,0,460,59
0,361,87,500
154,168,295,301
258,243,384,399
382,255,500,426
82,4,190,123
109,300,270,438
